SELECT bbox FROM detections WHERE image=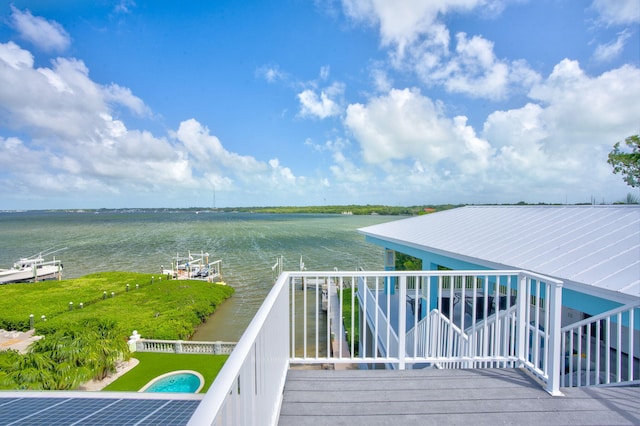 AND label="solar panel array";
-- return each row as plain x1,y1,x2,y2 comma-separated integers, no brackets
0,396,200,425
